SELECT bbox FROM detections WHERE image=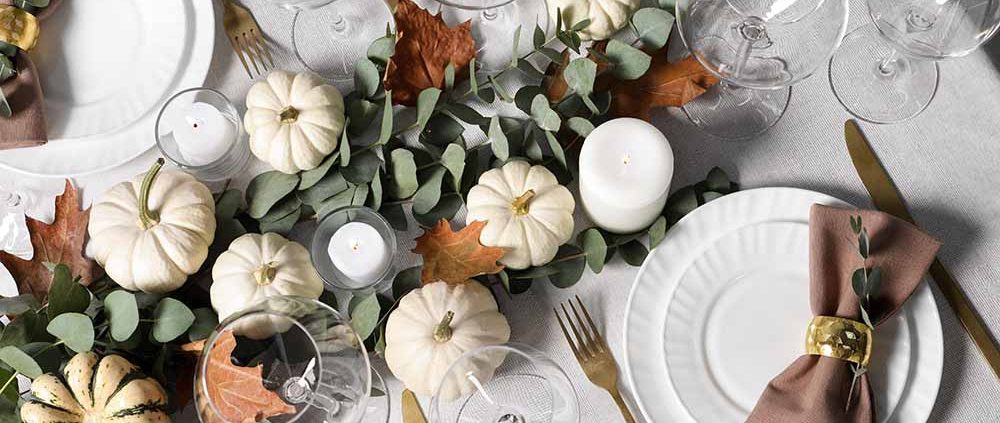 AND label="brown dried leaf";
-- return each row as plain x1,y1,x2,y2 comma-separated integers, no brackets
0,180,98,302
606,54,719,120
412,220,505,285
202,330,295,423
384,0,476,106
